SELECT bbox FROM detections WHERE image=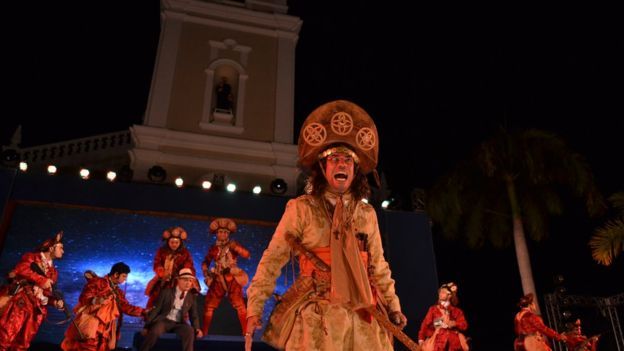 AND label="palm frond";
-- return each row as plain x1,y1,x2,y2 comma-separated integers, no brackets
589,218,624,266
